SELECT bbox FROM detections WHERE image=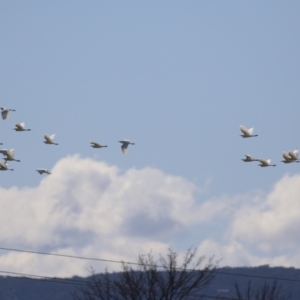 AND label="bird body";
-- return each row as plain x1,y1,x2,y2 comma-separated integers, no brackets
242,155,258,162
240,125,258,138
119,140,135,154
44,134,58,145
0,149,20,162
258,159,276,167
282,149,299,163
90,142,107,148
1,107,16,120
14,123,31,131
36,169,51,175
0,161,13,171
